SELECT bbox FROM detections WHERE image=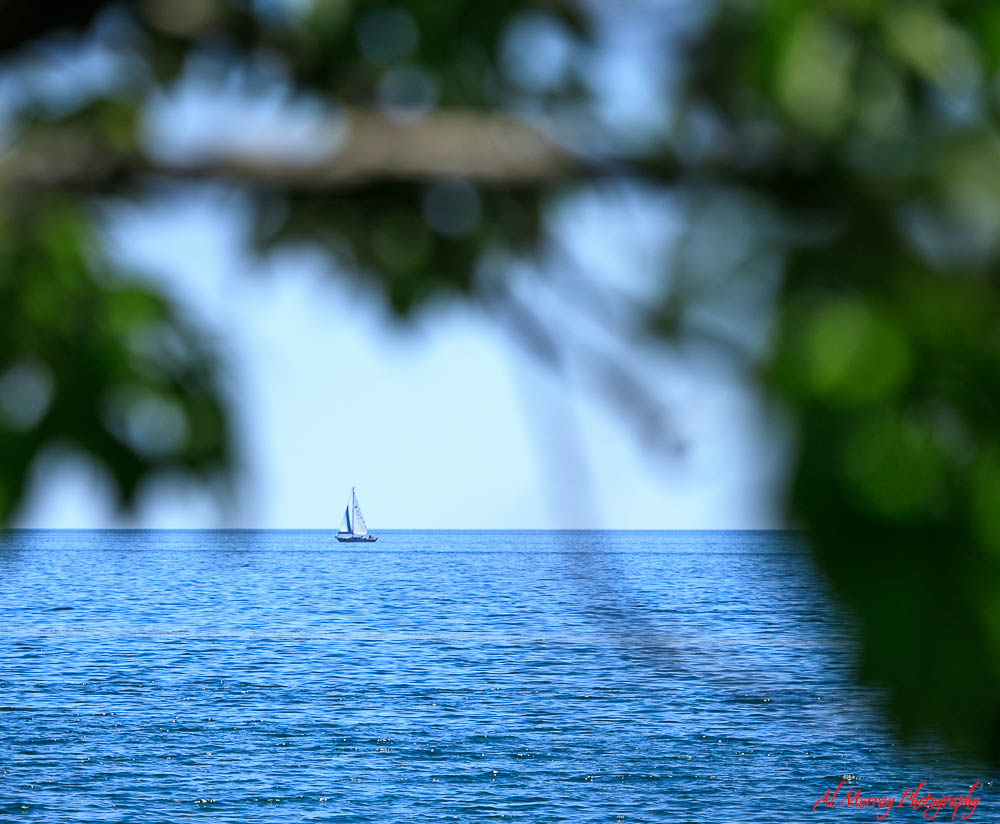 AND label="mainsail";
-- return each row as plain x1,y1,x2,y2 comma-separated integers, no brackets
351,489,368,536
